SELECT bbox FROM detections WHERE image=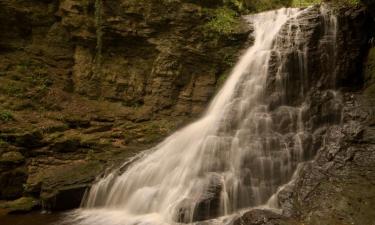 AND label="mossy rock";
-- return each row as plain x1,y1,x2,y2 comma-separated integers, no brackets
0,151,24,164
202,6,252,43
0,197,40,213
26,160,104,210
63,116,91,129
0,167,27,199
297,178,375,225
50,137,82,152
122,119,180,145
0,130,44,148
0,110,14,122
